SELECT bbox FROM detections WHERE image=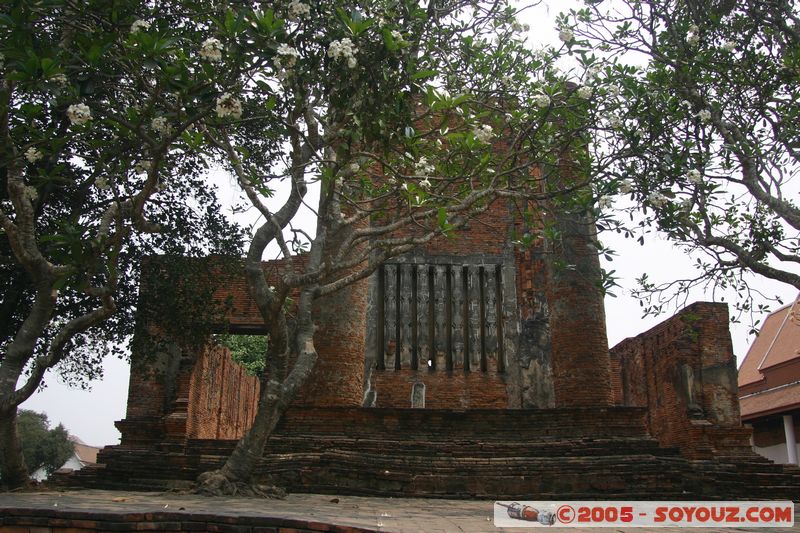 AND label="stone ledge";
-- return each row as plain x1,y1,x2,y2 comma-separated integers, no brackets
0,508,376,533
